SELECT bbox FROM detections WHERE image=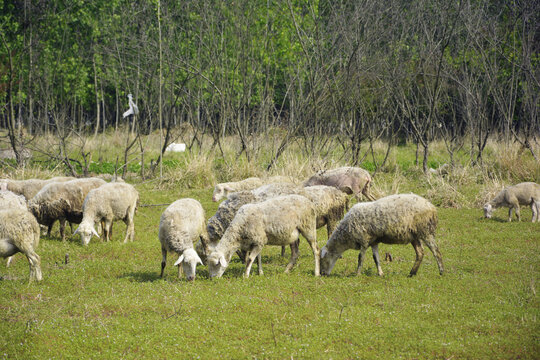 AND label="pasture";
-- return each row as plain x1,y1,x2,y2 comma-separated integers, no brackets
1,182,538,359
